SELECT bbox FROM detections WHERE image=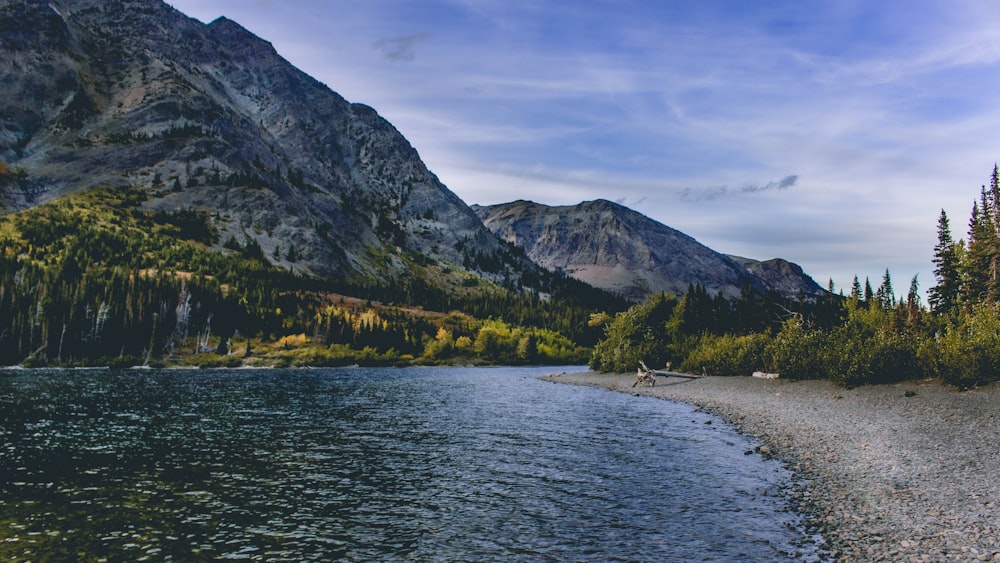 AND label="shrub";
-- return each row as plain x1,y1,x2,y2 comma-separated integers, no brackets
764,316,828,379
918,304,1000,389
680,332,770,376
830,330,919,387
